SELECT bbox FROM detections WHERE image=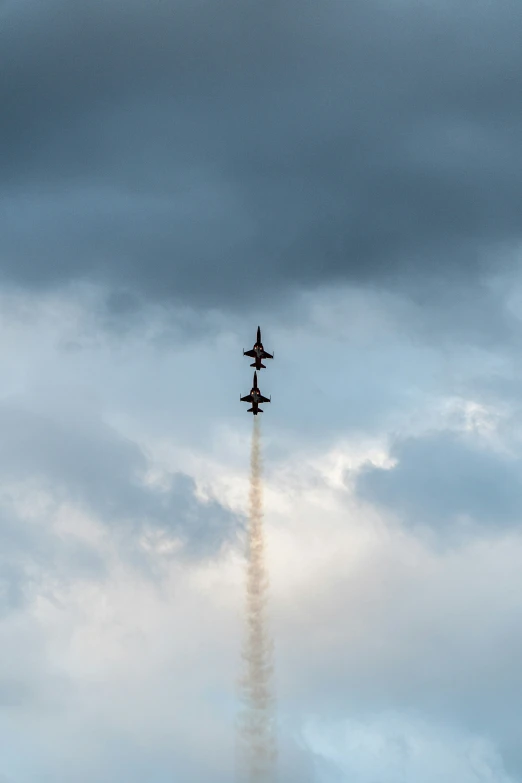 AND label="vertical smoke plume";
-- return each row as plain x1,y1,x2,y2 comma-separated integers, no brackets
237,417,277,783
